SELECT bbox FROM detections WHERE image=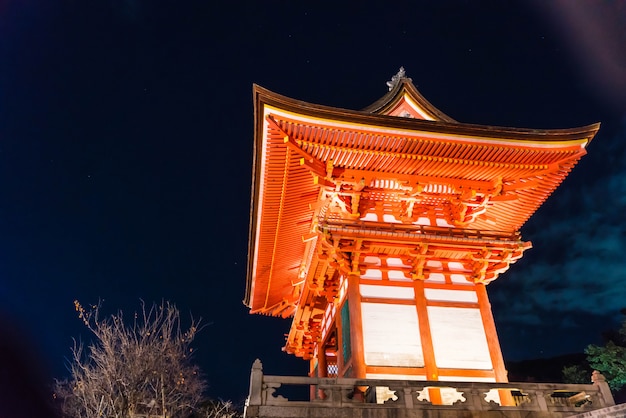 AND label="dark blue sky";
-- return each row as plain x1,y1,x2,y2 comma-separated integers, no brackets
0,0,625,404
